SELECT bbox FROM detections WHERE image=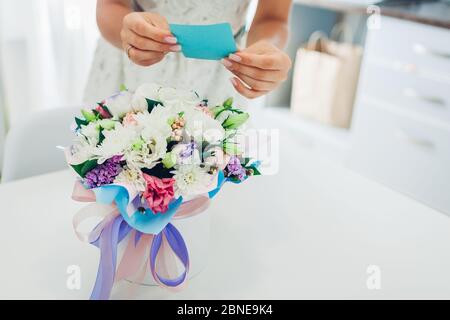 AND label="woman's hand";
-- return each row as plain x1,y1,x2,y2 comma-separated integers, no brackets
221,40,292,99
121,12,180,67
